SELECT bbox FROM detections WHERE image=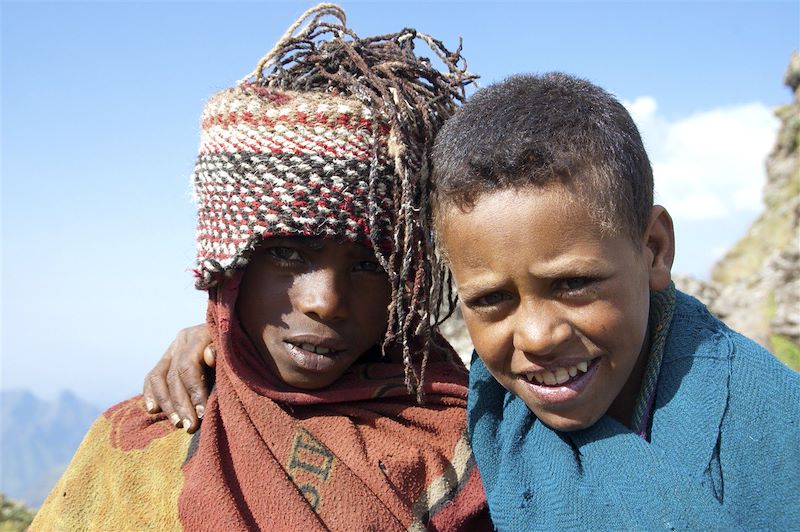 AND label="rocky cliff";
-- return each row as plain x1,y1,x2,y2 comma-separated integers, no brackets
675,52,800,369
